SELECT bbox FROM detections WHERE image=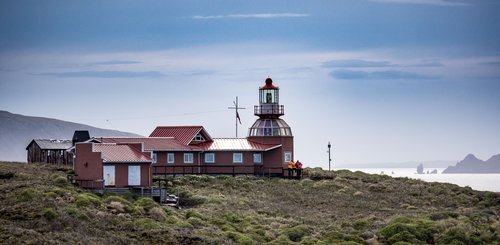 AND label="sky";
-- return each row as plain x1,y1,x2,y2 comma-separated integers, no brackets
1,0,499,168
